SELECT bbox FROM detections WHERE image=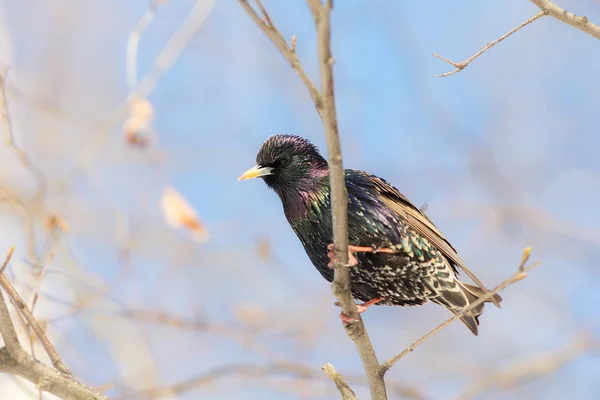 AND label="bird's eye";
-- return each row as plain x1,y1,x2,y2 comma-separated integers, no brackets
269,159,286,170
